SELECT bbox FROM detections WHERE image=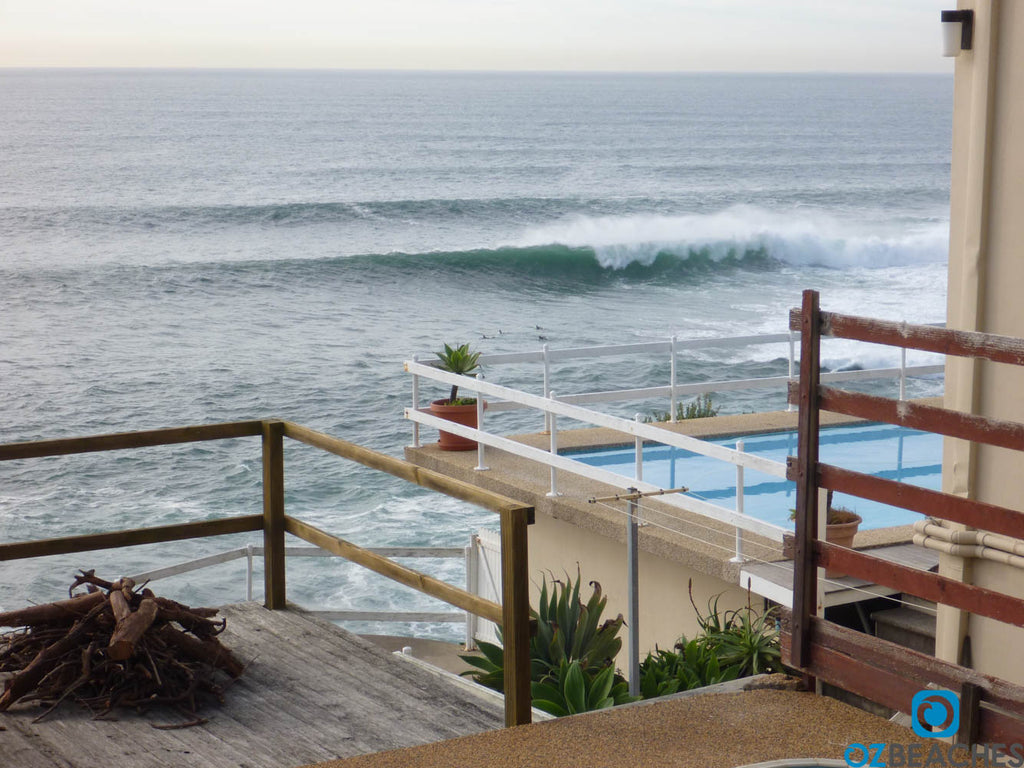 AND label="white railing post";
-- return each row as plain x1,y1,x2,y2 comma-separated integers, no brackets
787,331,796,412
475,374,489,471
542,343,552,433
669,335,678,422
634,414,644,483
411,353,421,448
899,347,907,400
245,543,254,601
547,392,560,496
730,440,746,563
465,535,479,650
